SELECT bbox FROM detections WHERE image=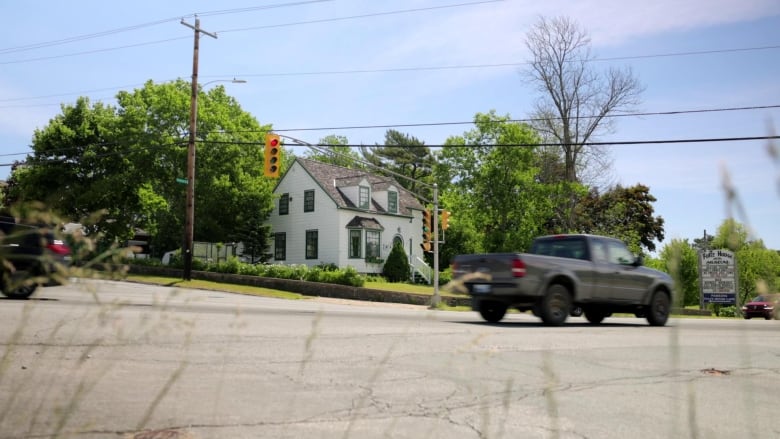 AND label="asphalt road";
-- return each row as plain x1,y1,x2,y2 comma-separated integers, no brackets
1,279,778,439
